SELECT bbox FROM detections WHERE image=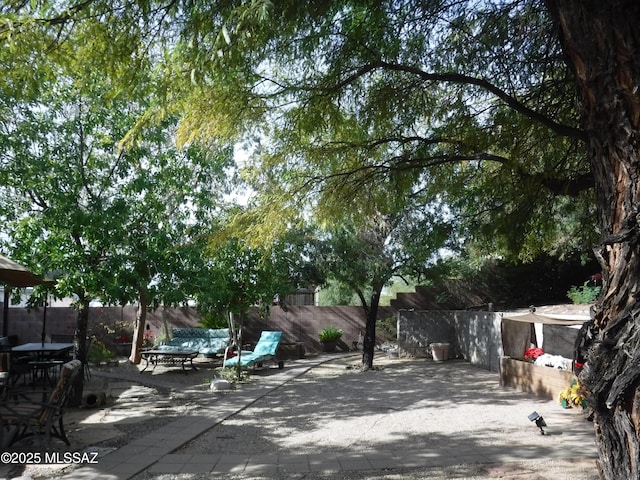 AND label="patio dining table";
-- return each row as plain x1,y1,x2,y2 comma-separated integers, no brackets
11,342,75,357
11,342,75,389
